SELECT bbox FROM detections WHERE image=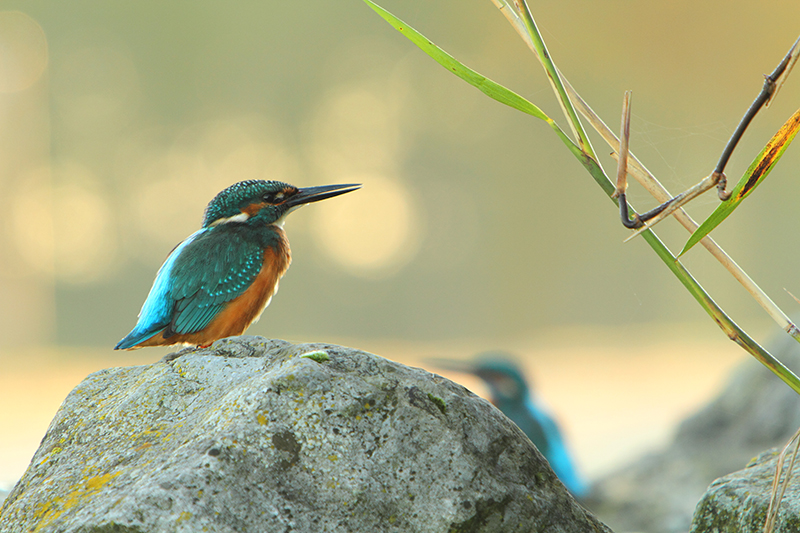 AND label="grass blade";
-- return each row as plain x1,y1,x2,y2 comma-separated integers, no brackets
680,107,800,256
364,0,590,182
364,0,550,121
365,0,800,395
